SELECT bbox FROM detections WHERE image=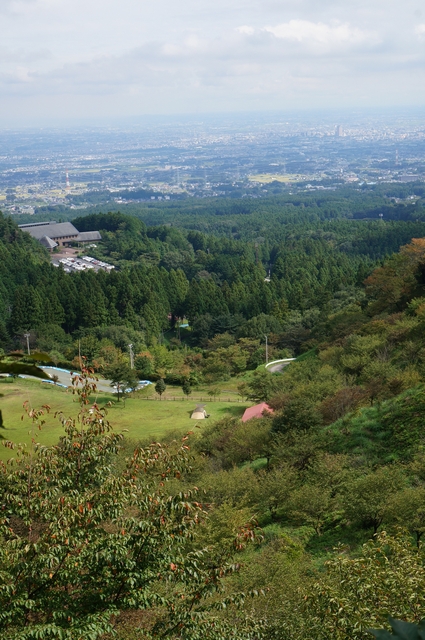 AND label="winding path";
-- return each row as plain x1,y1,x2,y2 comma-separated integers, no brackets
265,358,296,373
40,367,151,393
